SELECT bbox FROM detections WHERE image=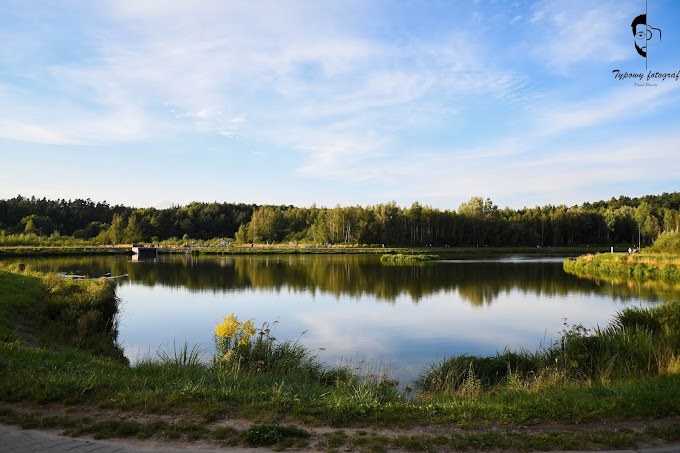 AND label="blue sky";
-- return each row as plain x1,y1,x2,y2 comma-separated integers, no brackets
1,0,679,210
